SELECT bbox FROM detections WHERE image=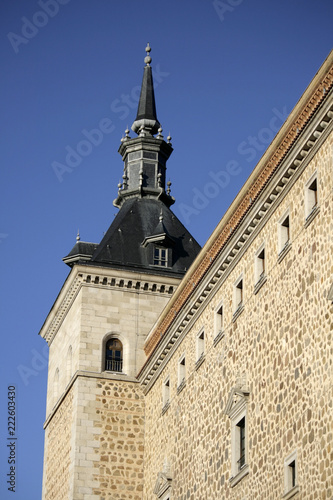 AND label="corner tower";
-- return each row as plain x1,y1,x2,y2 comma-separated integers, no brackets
39,45,200,500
